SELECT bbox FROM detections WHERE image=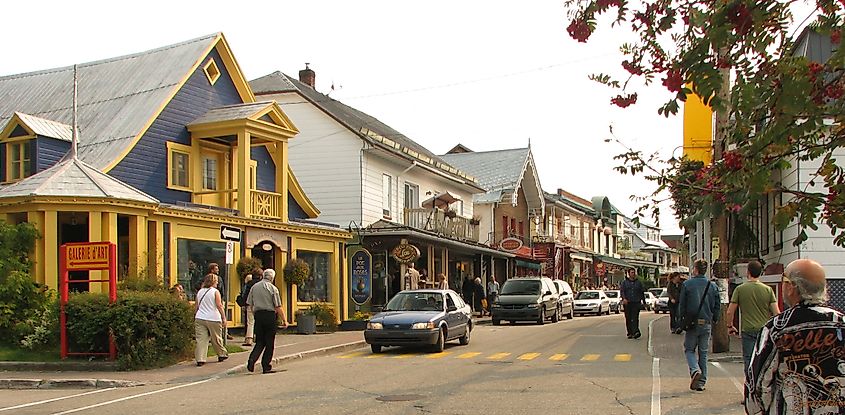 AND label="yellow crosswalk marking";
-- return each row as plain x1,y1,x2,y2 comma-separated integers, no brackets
549,353,569,361
614,354,632,362
426,351,452,359
366,353,387,359
487,352,511,360
457,352,482,359
338,352,366,359
580,354,600,361
517,353,541,361
394,353,417,359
